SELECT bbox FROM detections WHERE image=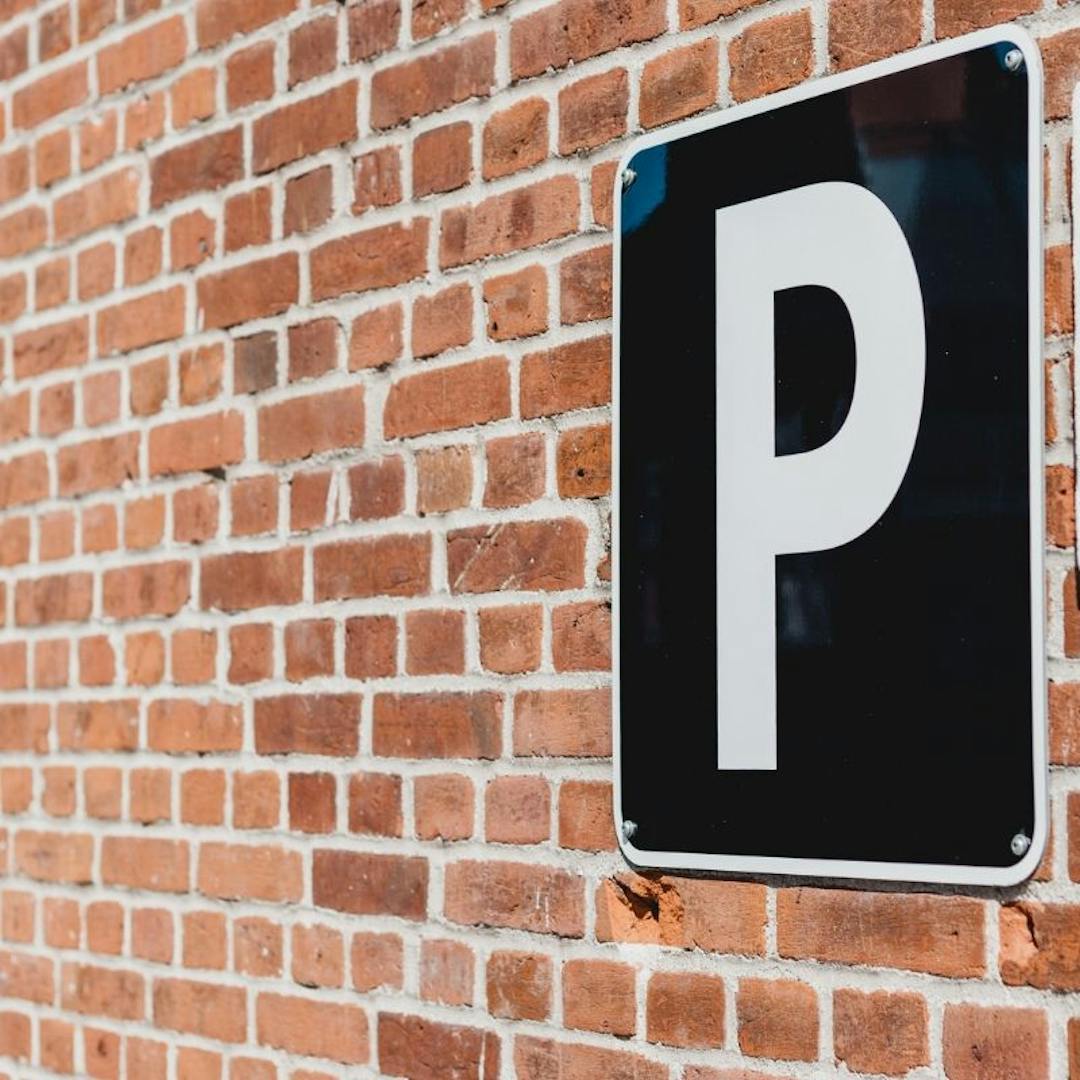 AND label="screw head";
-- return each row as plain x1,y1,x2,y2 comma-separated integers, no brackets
1004,48,1025,73
621,167,637,193
622,819,638,841
1010,831,1031,857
